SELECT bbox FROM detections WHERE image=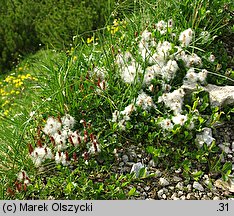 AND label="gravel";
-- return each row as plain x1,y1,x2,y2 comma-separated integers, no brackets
111,121,234,200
